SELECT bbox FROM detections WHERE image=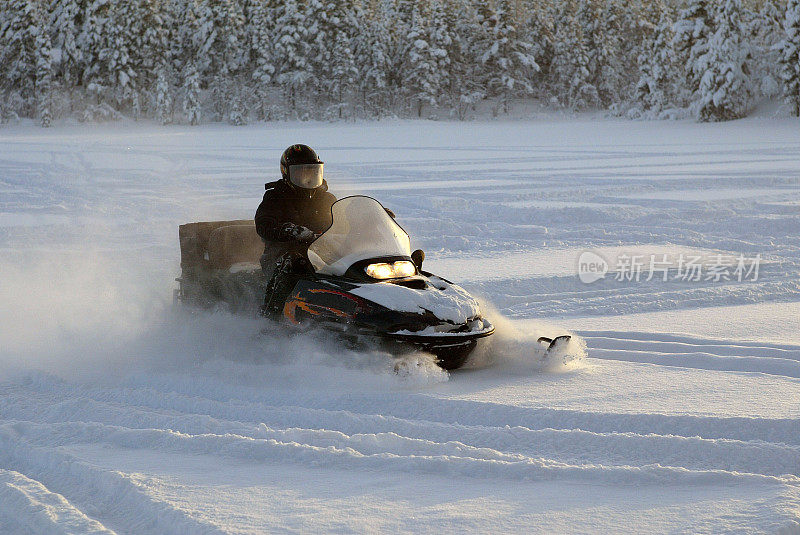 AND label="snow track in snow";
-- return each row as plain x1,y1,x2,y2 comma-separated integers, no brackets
0,430,228,535
0,469,115,535
584,332,800,378
2,328,799,495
